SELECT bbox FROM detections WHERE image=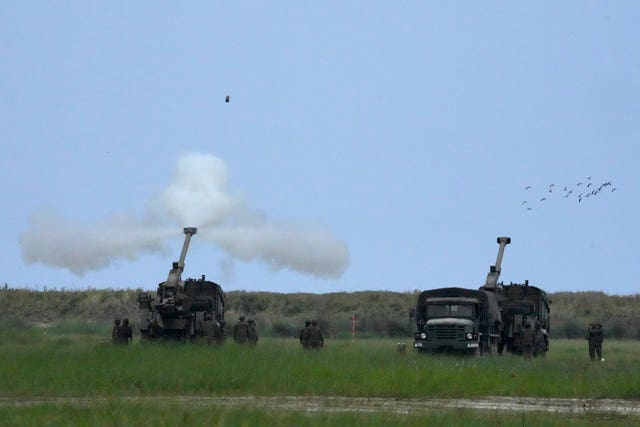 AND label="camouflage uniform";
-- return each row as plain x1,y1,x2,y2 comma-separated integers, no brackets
117,318,133,345
248,319,258,345
300,320,311,350
112,318,121,344
521,324,534,359
233,316,249,344
148,319,162,339
533,323,546,357
307,320,324,350
587,323,604,361
218,320,228,343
